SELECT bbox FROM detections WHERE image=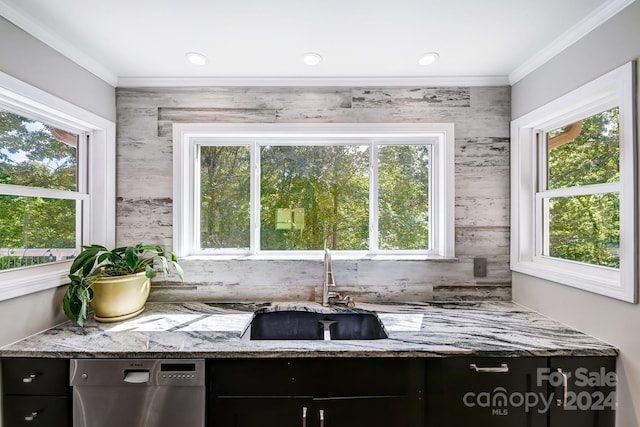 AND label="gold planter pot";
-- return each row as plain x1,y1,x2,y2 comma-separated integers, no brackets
90,271,151,322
